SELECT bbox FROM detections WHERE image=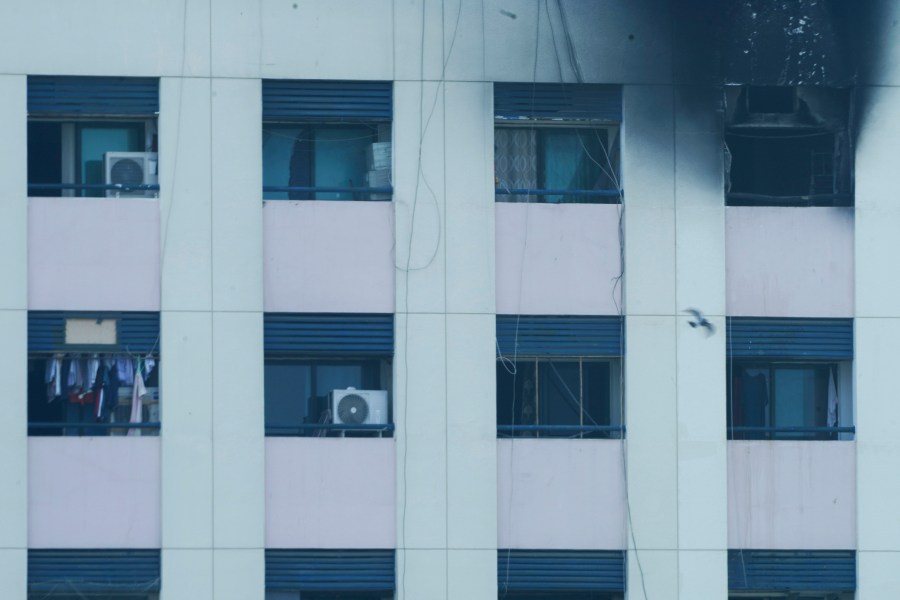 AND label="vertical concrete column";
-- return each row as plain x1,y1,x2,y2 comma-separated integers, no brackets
159,76,215,600
393,77,450,600
444,81,496,600
622,84,679,600
855,84,900,599
0,74,28,599
209,77,265,600
672,85,727,599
